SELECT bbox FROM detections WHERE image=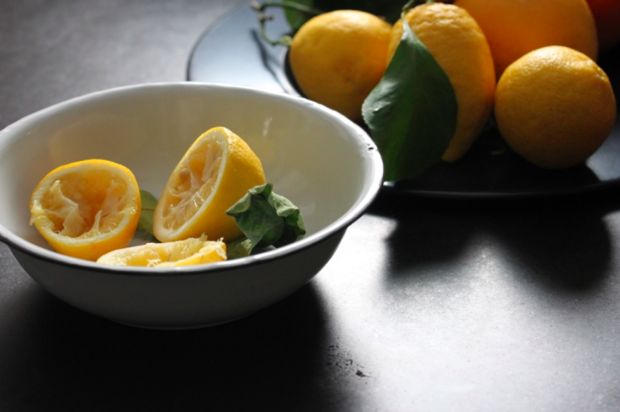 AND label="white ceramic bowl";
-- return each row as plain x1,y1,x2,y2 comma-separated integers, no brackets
0,82,383,329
